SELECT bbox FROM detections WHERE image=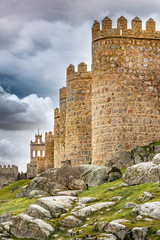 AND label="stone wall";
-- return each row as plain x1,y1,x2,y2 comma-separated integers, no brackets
92,16,160,165
64,63,92,166
27,16,160,173
0,165,18,188
54,108,60,168
45,131,54,169
27,162,37,179
30,134,45,163
59,87,66,164
30,133,45,174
